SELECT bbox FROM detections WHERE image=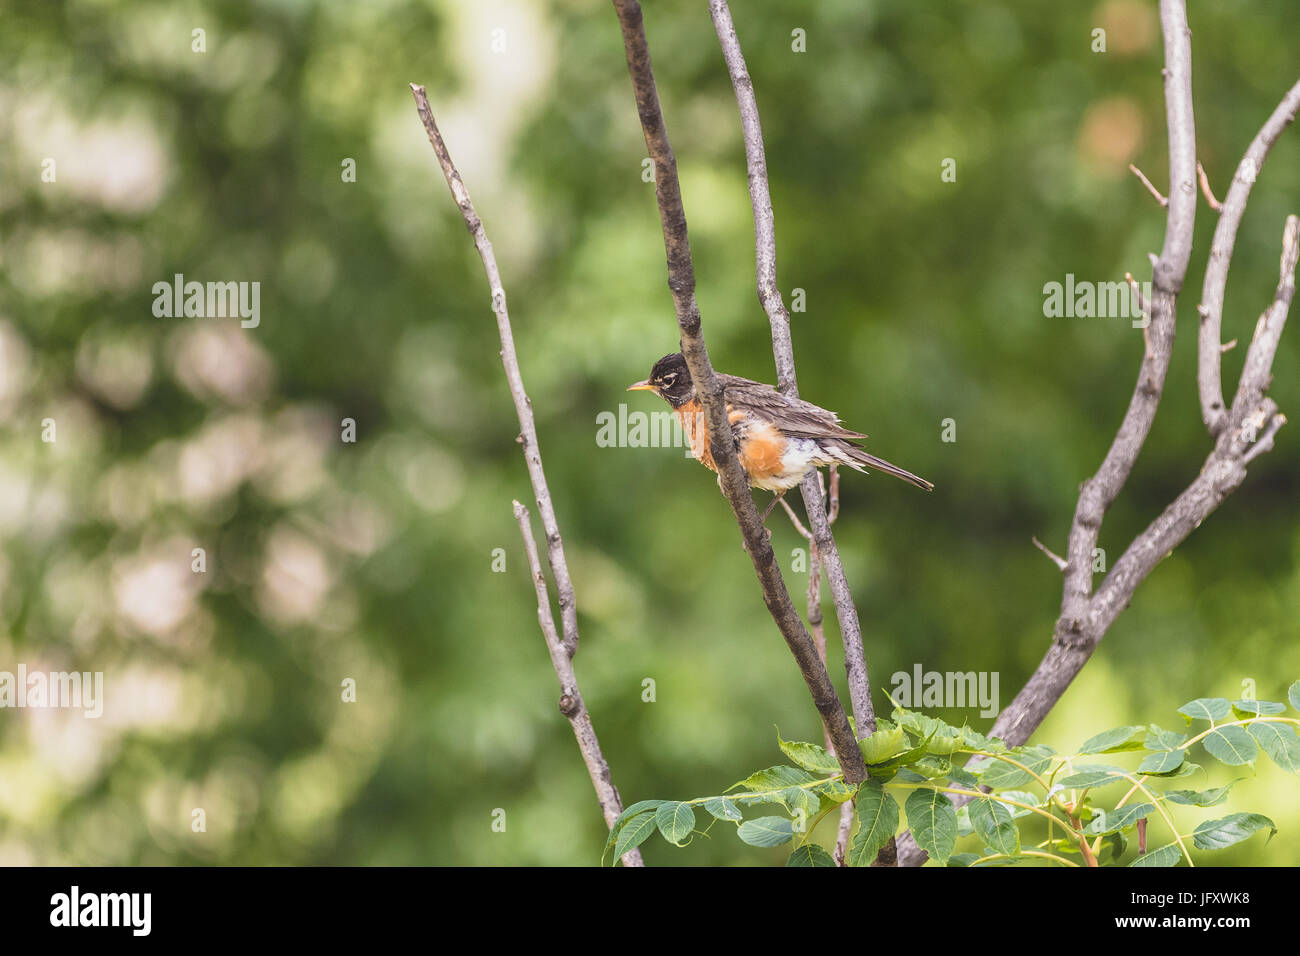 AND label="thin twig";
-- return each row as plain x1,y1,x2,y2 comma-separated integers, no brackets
898,2,1298,866
1196,161,1223,211
610,0,868,784
409,83,639,864
1196,79,1300,436
778,496,812,539
1129,163,1169,206
708,0,880,752
1032,536,1069,572
408,84,581,660
780,473,855,865
1124,272,1151,319
1232,215,1300,422
513,502,643,866
1035,0,1198,737
898,0,1199,866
